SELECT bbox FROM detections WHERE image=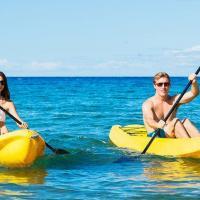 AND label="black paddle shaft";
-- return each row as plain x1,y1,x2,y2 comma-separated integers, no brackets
141,66,200,154
0,105,69,154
